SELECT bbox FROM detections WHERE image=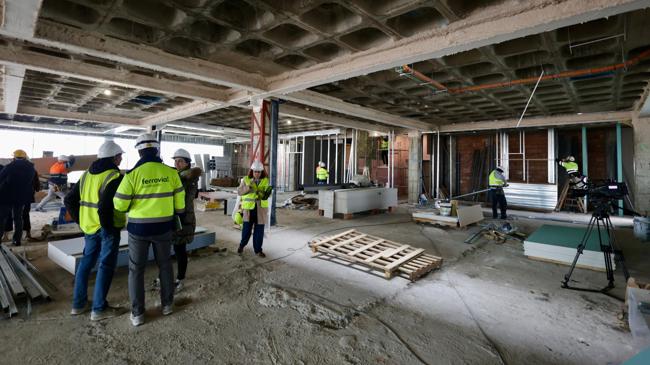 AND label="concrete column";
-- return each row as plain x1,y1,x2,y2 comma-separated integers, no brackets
408,131,422,204
288,140,296,191
633,116,650,214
